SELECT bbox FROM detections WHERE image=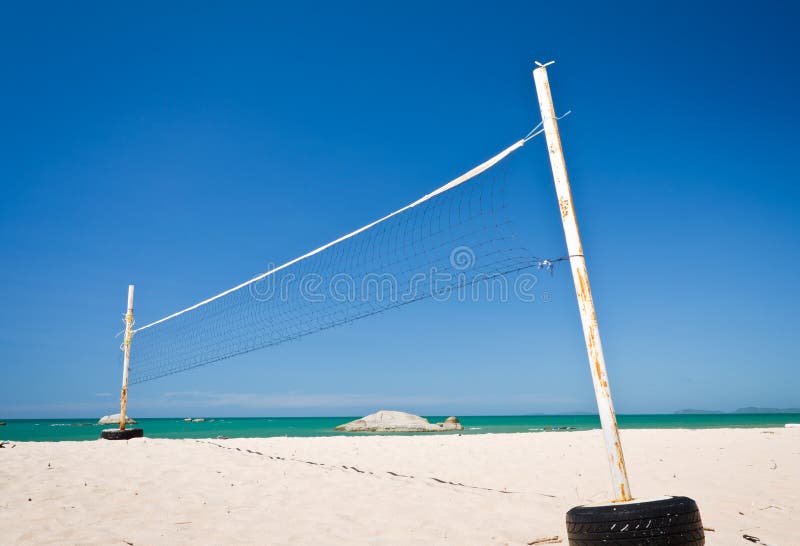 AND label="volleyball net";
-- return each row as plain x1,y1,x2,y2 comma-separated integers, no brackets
128,128,551,384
